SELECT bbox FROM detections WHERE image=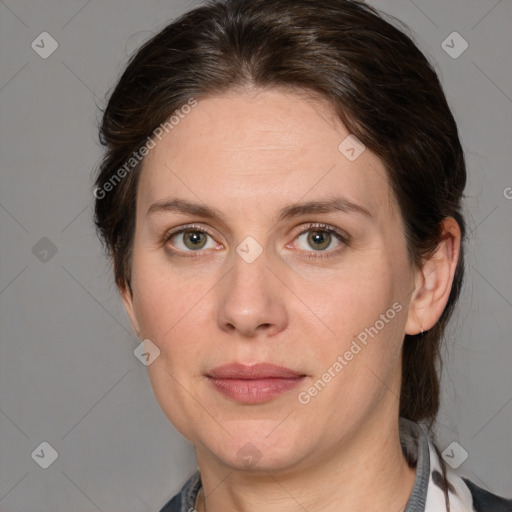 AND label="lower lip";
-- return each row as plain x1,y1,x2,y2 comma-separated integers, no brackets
208,376,305,404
